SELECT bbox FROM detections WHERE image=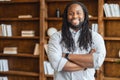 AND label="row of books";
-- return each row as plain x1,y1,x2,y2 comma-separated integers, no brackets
91,23,98,32
103,3,120,17
0,59,9,71
0,77,8,80
44,61,54,75
0,24,12,36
